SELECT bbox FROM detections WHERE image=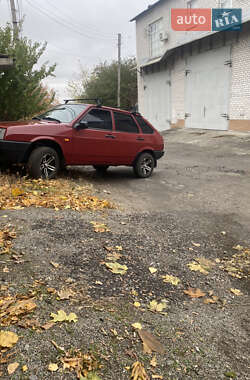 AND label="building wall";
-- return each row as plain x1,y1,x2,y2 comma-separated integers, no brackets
135,0,250,131
135,0,248,67
230,23,250,130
